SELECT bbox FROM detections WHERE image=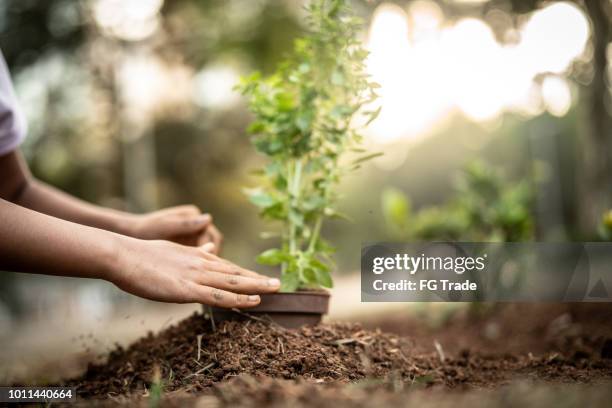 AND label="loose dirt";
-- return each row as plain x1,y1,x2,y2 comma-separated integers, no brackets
66,304,612,401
